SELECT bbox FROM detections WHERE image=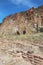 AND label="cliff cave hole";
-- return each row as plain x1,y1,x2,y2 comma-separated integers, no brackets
23,30,26,34
16,31,20,35
40,28,43,32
